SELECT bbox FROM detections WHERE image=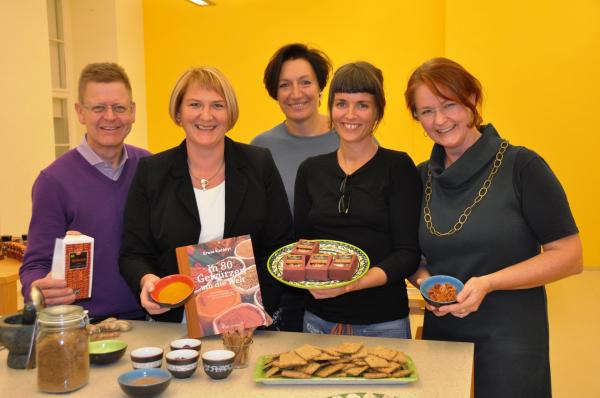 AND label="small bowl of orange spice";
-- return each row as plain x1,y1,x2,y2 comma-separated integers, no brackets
151,274,195,308
419,275,464,307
